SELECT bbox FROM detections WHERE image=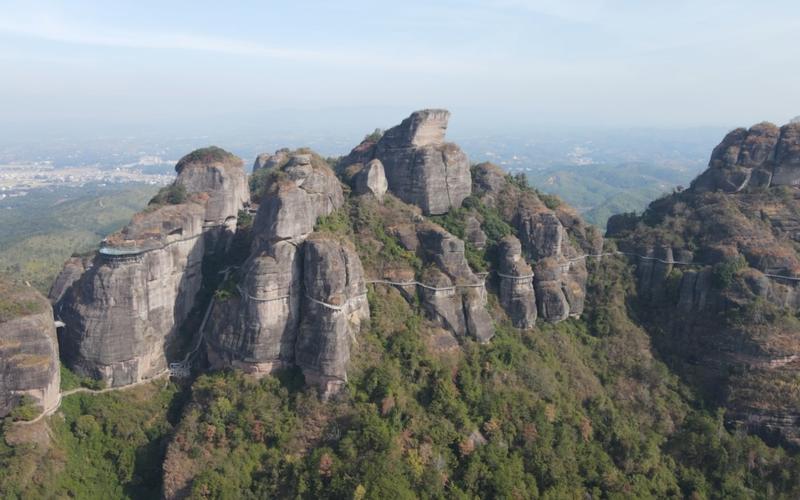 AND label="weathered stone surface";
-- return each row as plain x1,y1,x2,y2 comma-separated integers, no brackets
382,109,450,148
174,147,249,226
416,223,494,342
465,215,487,250
206,240,301,375
207,150,366,395
611,122,800,447
296,236,369,396
694,121,800,192
56,147,250,387
472,162,596,322
252,152,344,246
342,109,472,215
352,159,388,201
0,280,60,417
253,148,290,172
497,236,537,328
59,203,207,386
48,255,90,304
